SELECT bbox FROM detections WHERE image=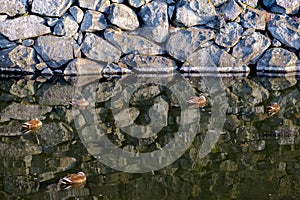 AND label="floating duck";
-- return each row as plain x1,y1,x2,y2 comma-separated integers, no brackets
69,99,89,108
22,118,42,129
267,102,280,115
59,172,86,189
187,95,206,108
